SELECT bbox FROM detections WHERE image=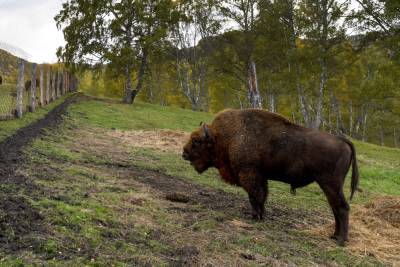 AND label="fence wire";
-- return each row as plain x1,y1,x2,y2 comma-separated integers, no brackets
0,57,76,121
